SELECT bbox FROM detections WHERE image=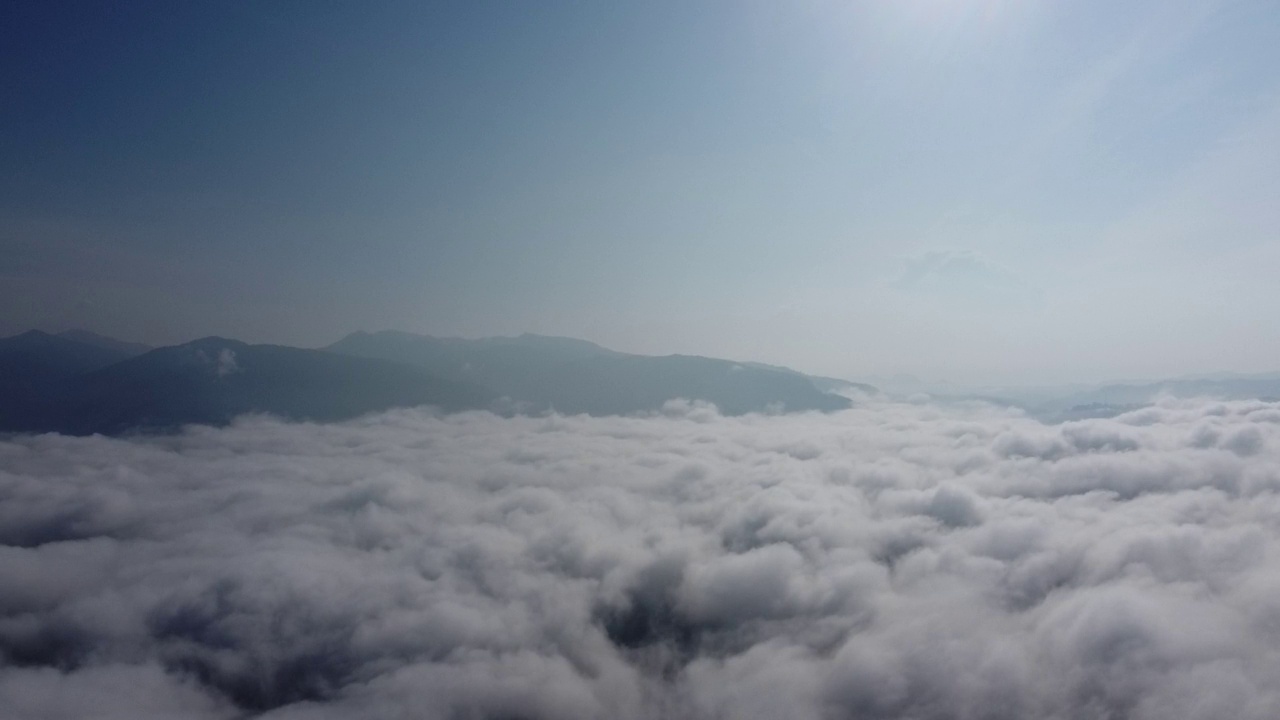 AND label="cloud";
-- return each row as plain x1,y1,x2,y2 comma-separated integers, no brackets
2,398,1280,718
216,348,240,377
